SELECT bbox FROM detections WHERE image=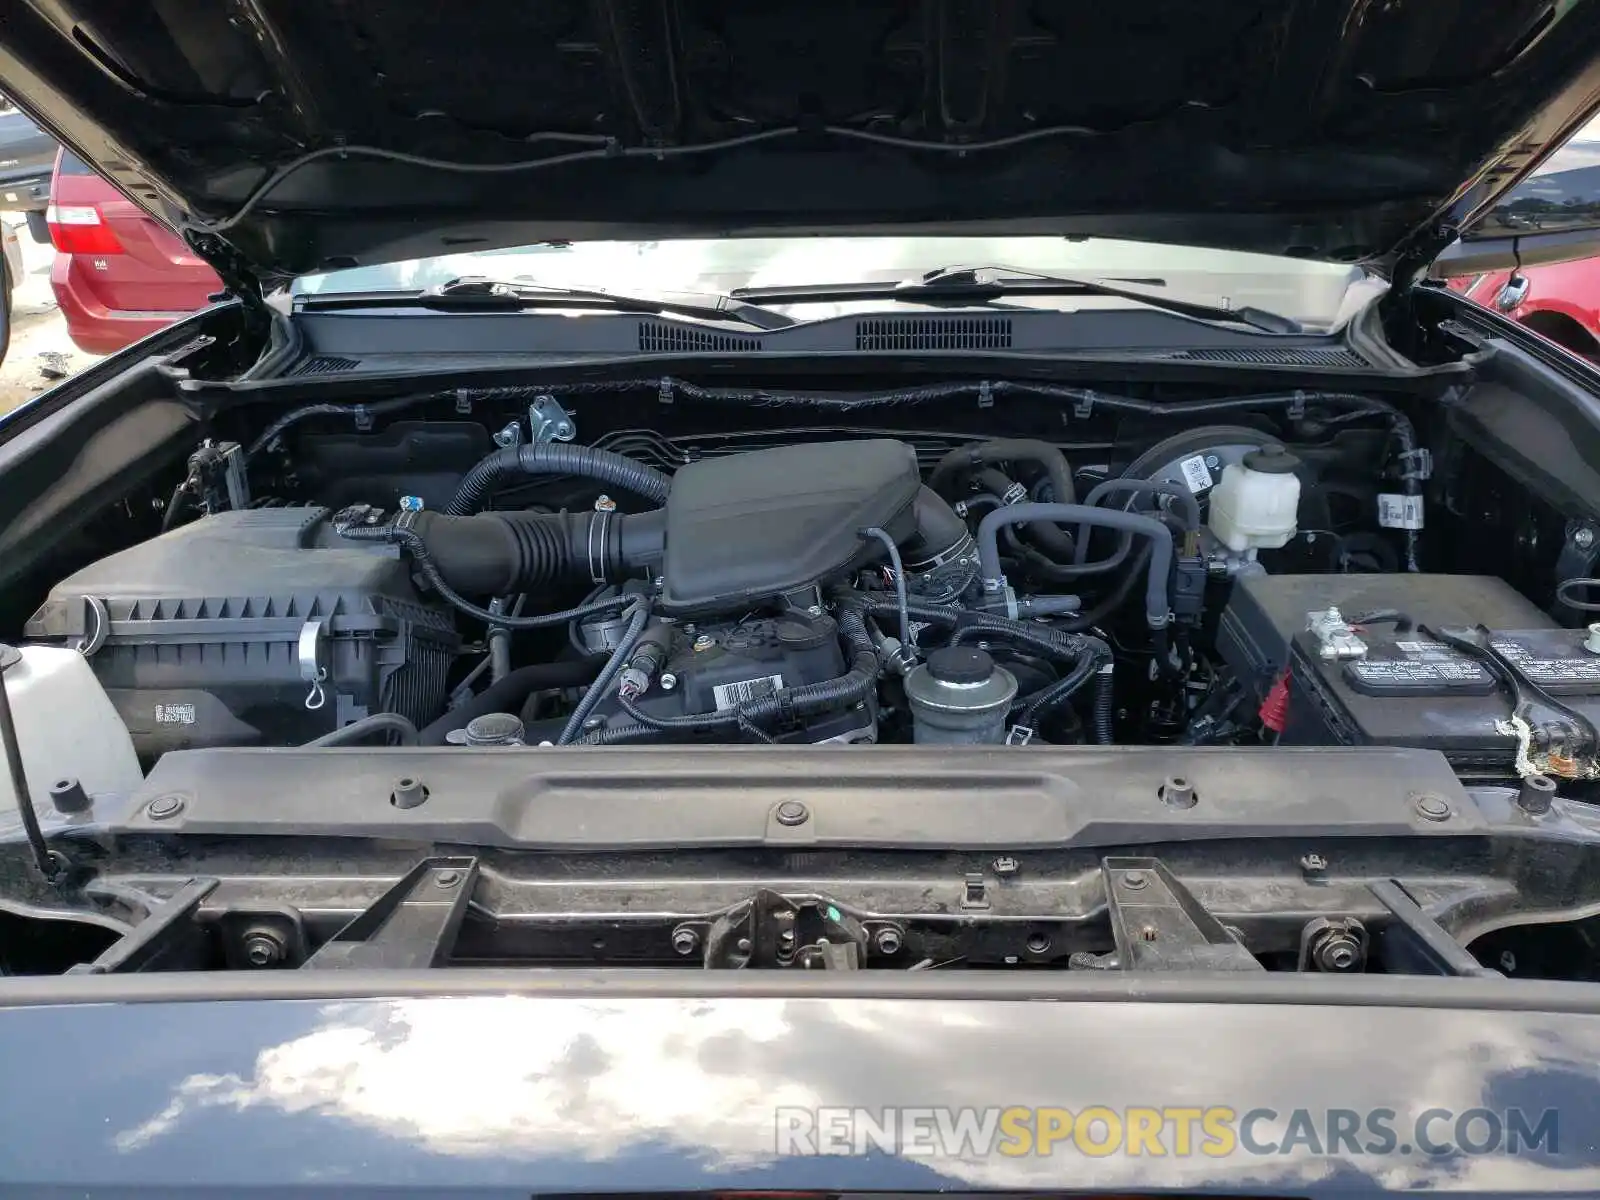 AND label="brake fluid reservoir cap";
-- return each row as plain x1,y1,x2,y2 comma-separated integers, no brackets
927,646,995,685
1241,442,1301,474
